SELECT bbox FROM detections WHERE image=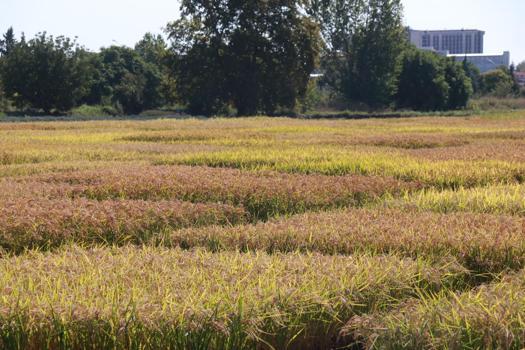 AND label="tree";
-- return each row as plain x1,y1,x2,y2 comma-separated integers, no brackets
462,59,481,95
167,0,321,116
444,58,473,109
135,33,177,106
346,0,407,107
395,49,473,111
0,77,6,112
97,46,162,114
307,0,406,108
306,0,365,103
395,49,449,111
135,33,167,67
480,68,515,97
517,61,525,72
0,27,16,57
509,63,521,95
1,33,90,113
